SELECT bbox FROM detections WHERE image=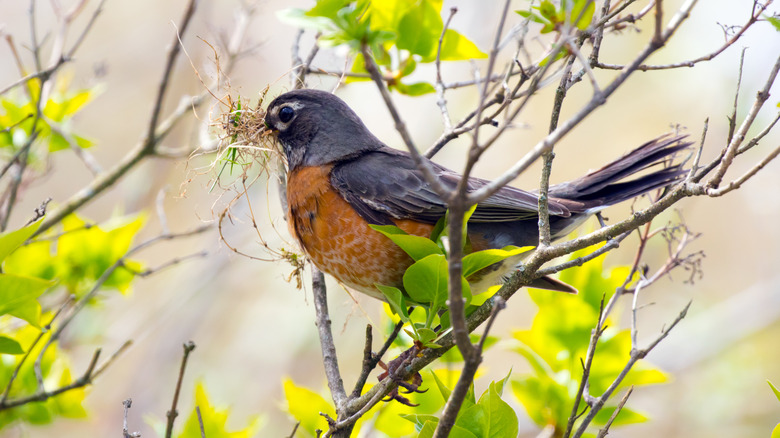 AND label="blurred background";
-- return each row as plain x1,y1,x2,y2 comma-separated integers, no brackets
1,0,779,436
